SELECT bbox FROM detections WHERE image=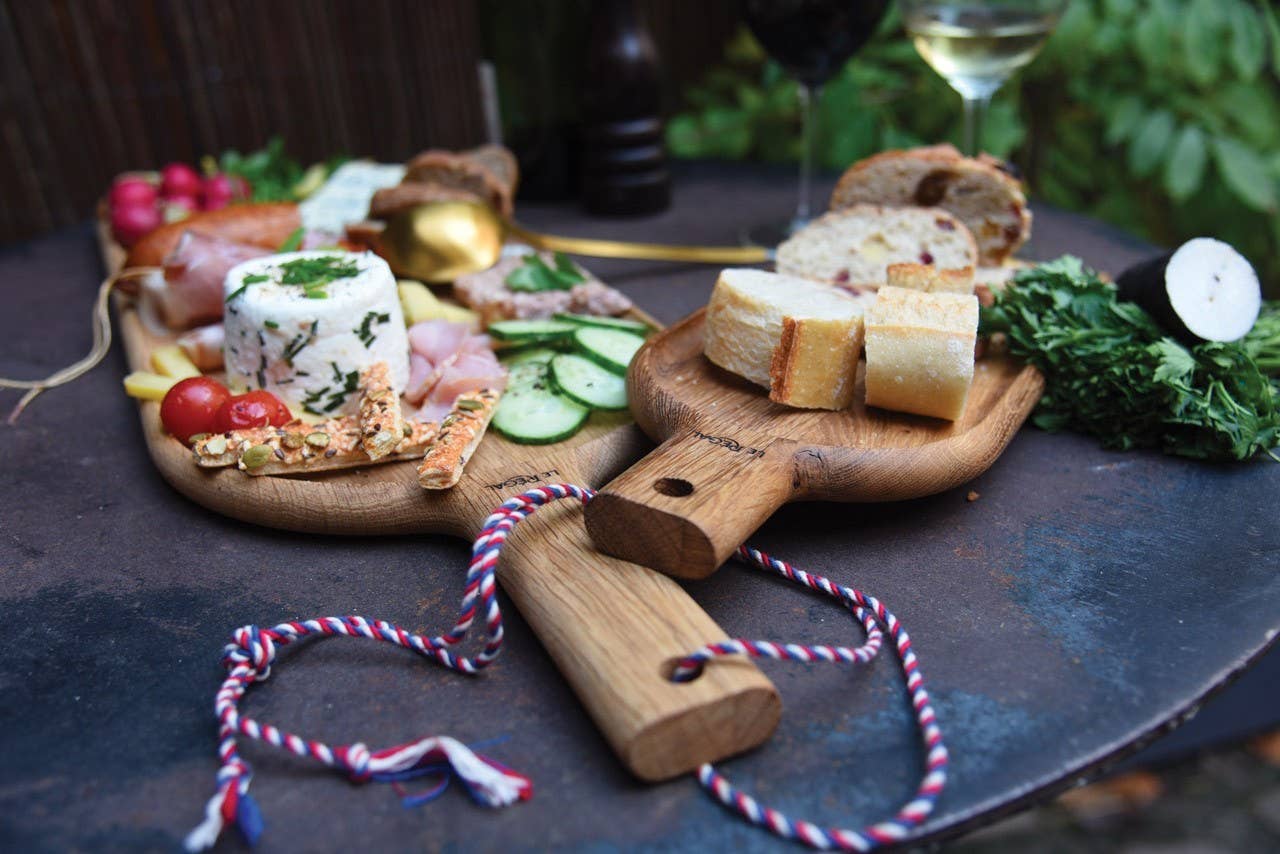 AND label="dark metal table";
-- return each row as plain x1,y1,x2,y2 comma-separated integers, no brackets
3,163,1277,852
